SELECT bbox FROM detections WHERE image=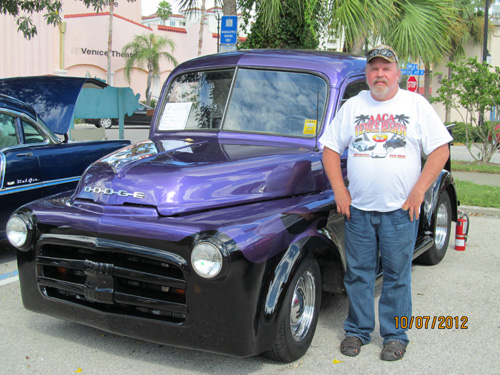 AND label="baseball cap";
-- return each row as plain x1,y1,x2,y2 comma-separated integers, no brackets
366,45,399,64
